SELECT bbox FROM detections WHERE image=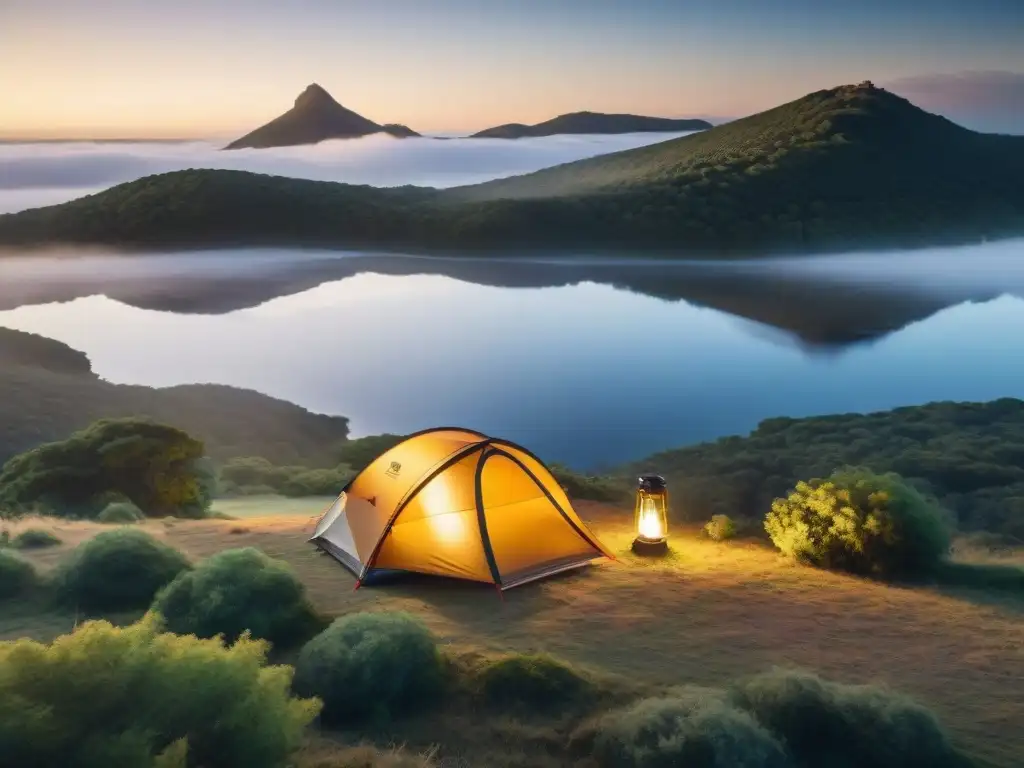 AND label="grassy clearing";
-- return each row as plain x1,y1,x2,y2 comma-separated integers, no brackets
210,495,335,520
3,498,1023,767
